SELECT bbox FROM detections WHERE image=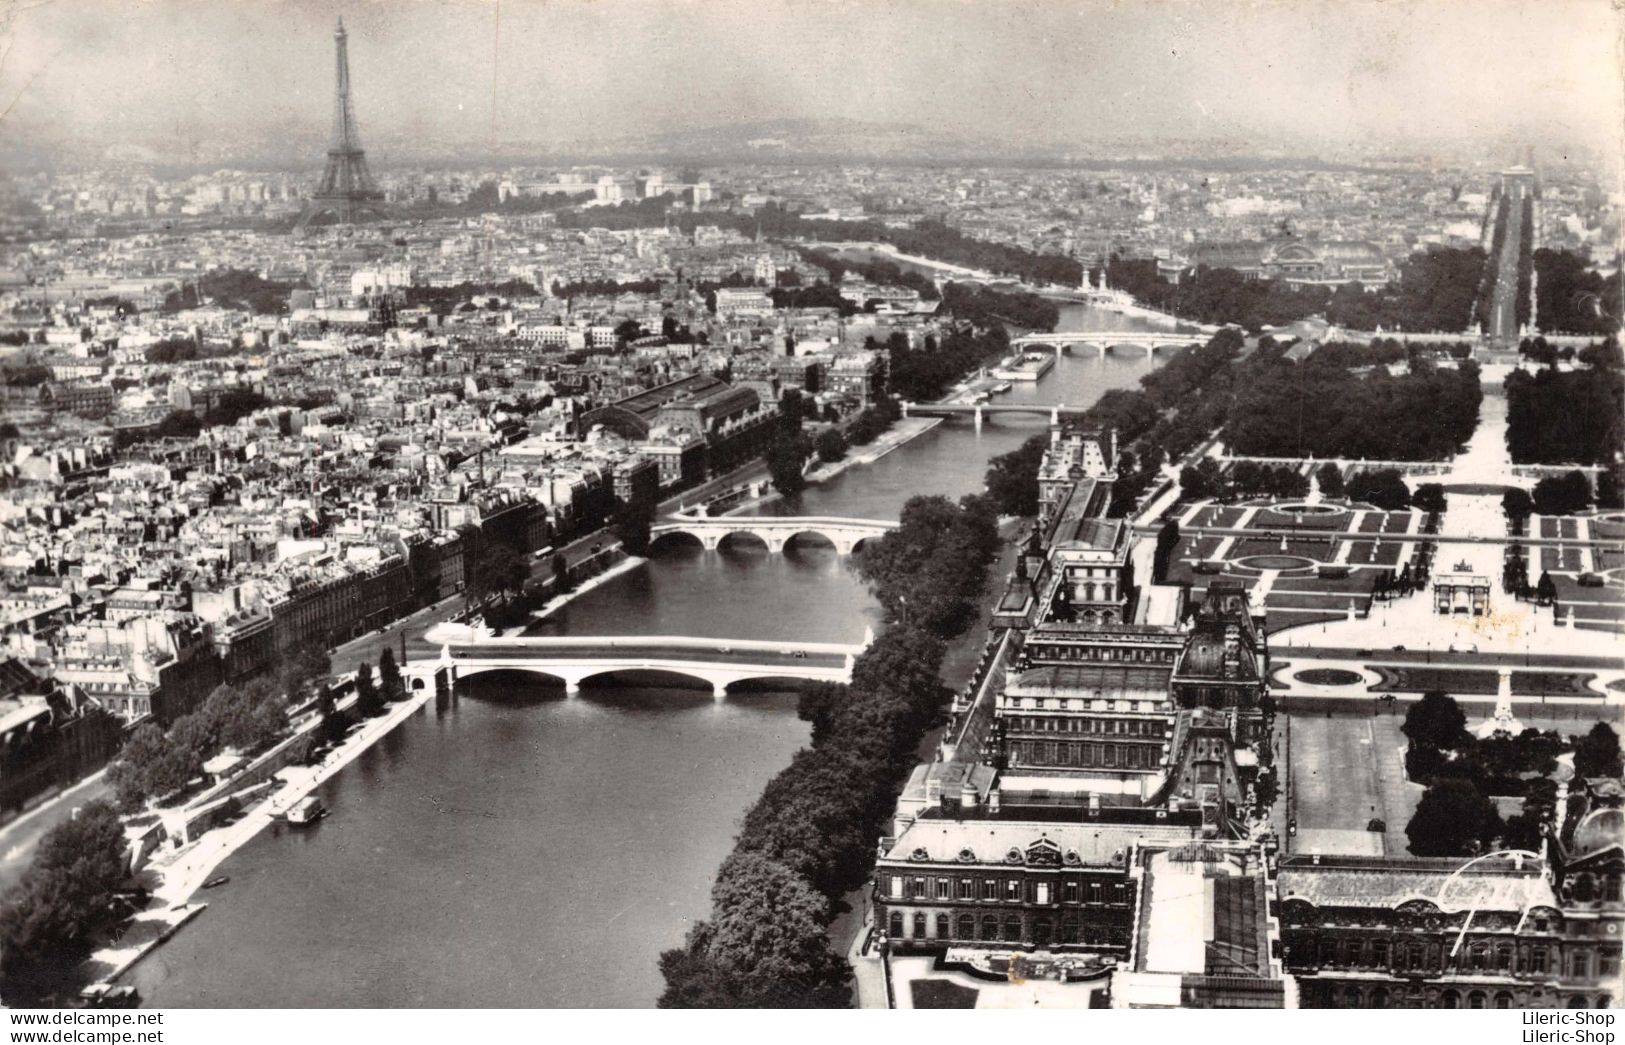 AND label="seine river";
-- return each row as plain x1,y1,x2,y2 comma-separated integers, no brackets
129,304,1174,1007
